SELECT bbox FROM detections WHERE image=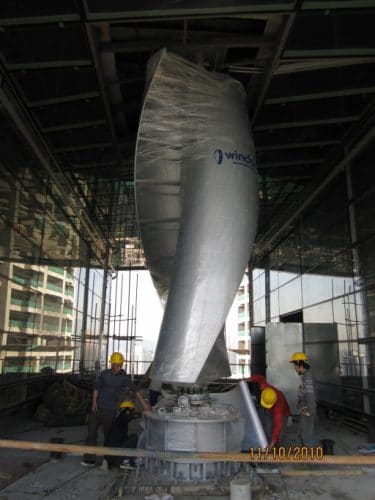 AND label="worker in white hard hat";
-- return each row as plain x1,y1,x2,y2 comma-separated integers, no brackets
290,352,317,446
81,352,150,466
